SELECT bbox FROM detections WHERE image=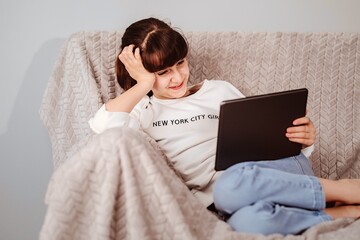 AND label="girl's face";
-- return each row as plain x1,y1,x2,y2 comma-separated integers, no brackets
152,58,190,99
